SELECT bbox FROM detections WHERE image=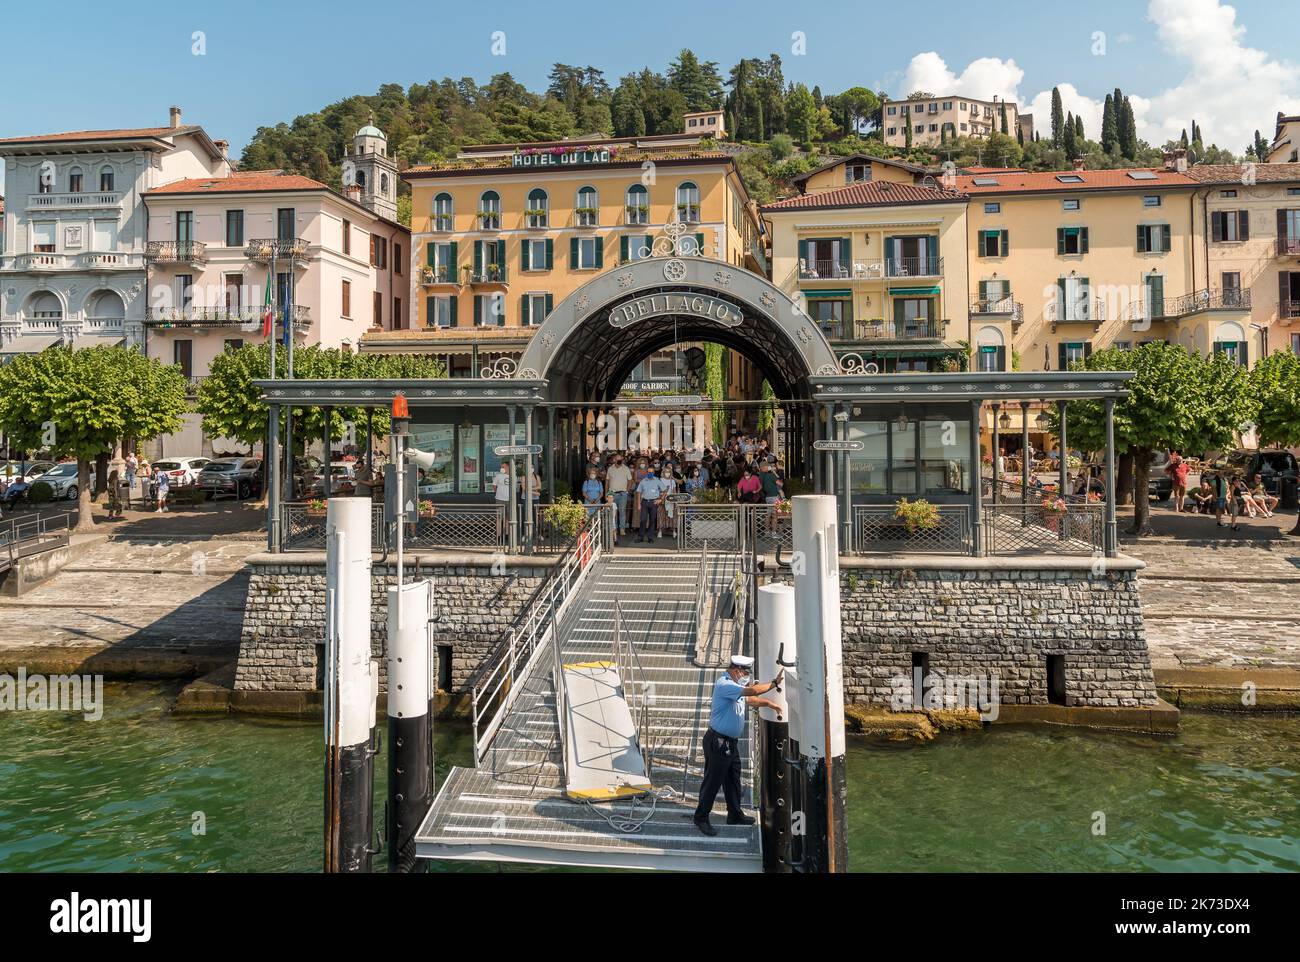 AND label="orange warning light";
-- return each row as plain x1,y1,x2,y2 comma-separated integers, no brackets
391,394,410,419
